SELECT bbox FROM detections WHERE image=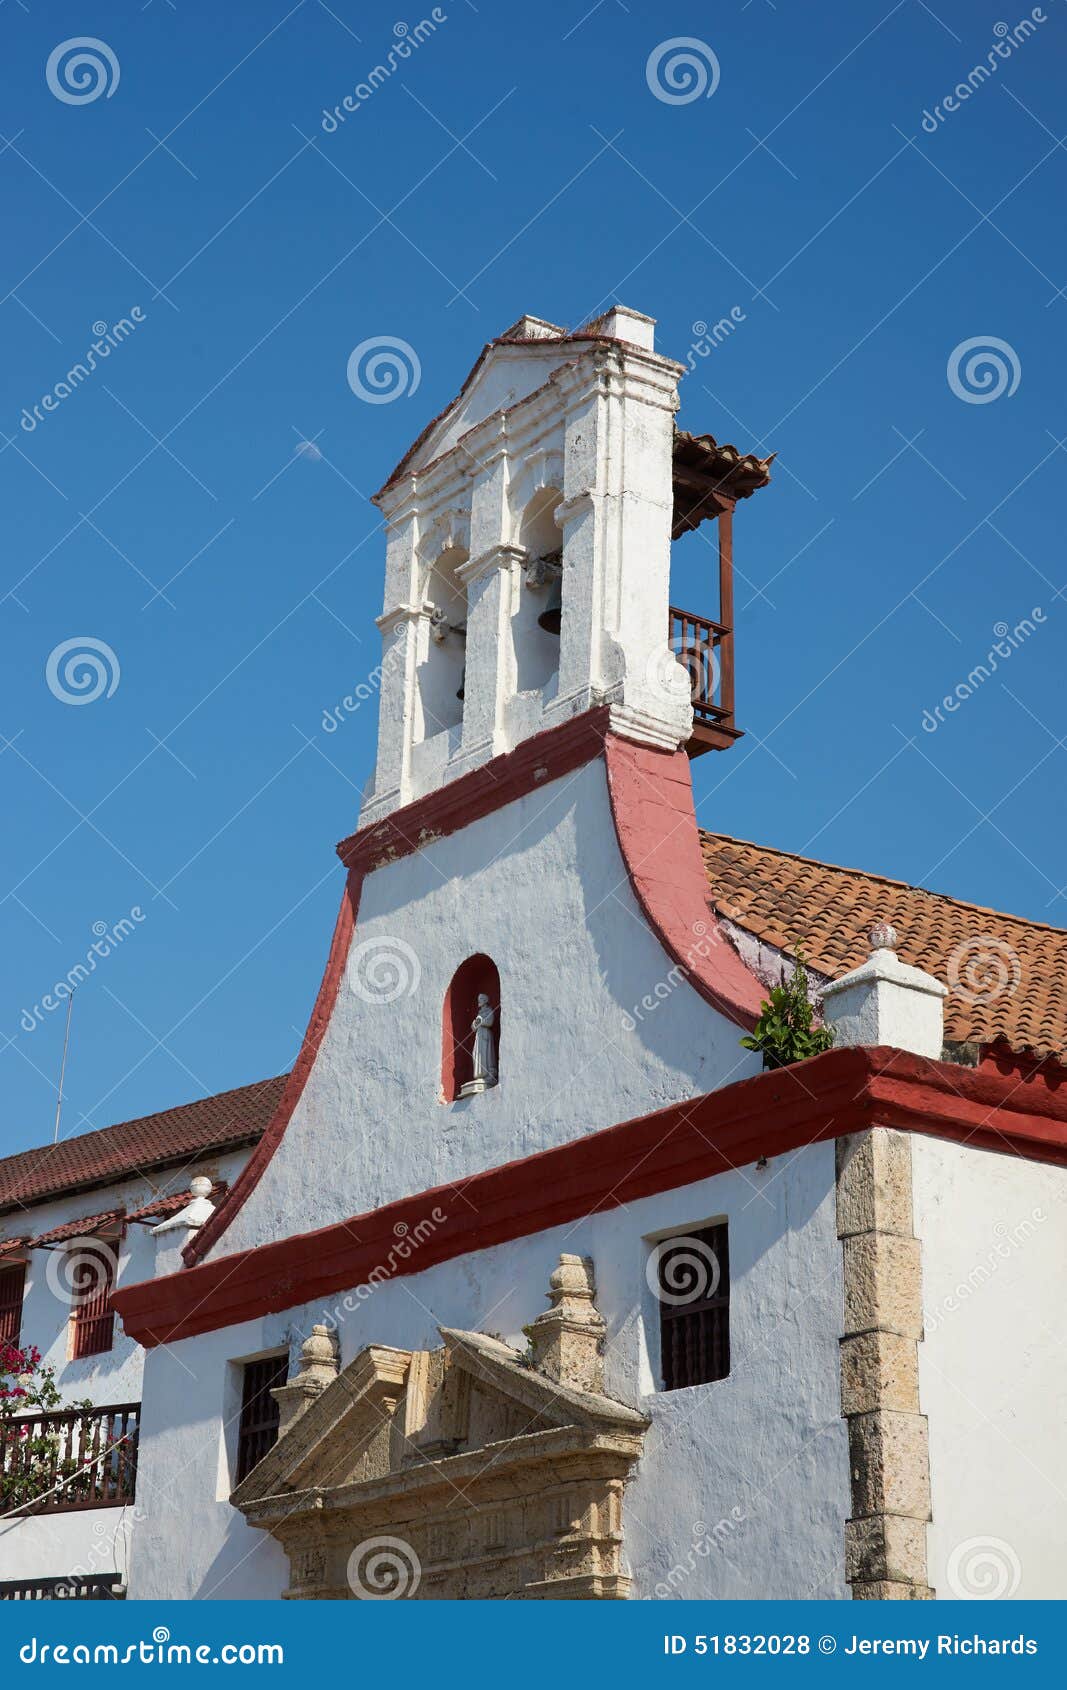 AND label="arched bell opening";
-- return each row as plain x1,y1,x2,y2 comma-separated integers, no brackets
514,487,564,693
417,545,468,738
